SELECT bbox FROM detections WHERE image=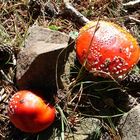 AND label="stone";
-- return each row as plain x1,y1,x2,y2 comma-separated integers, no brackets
68,117,101,140
60,49,76,89
50,117,101,140
16,25,72,92
25,25,69,48
118,104,140,140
